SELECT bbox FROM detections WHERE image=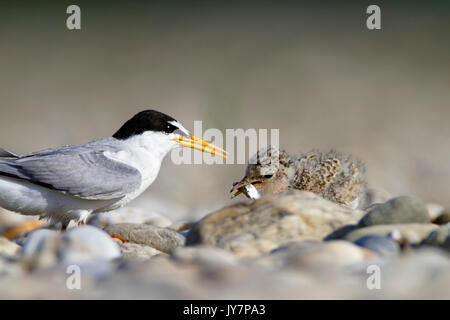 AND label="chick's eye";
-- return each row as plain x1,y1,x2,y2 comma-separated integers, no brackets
263,174,273,178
